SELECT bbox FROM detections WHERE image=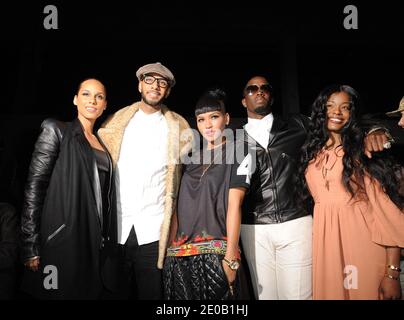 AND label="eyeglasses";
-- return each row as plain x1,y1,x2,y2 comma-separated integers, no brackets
142,75,169,88
244,84,272,96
